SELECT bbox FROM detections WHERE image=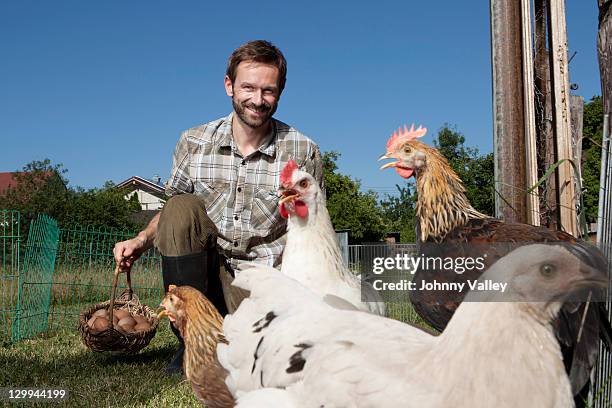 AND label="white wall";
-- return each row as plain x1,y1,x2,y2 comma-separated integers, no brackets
125,190,164,210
